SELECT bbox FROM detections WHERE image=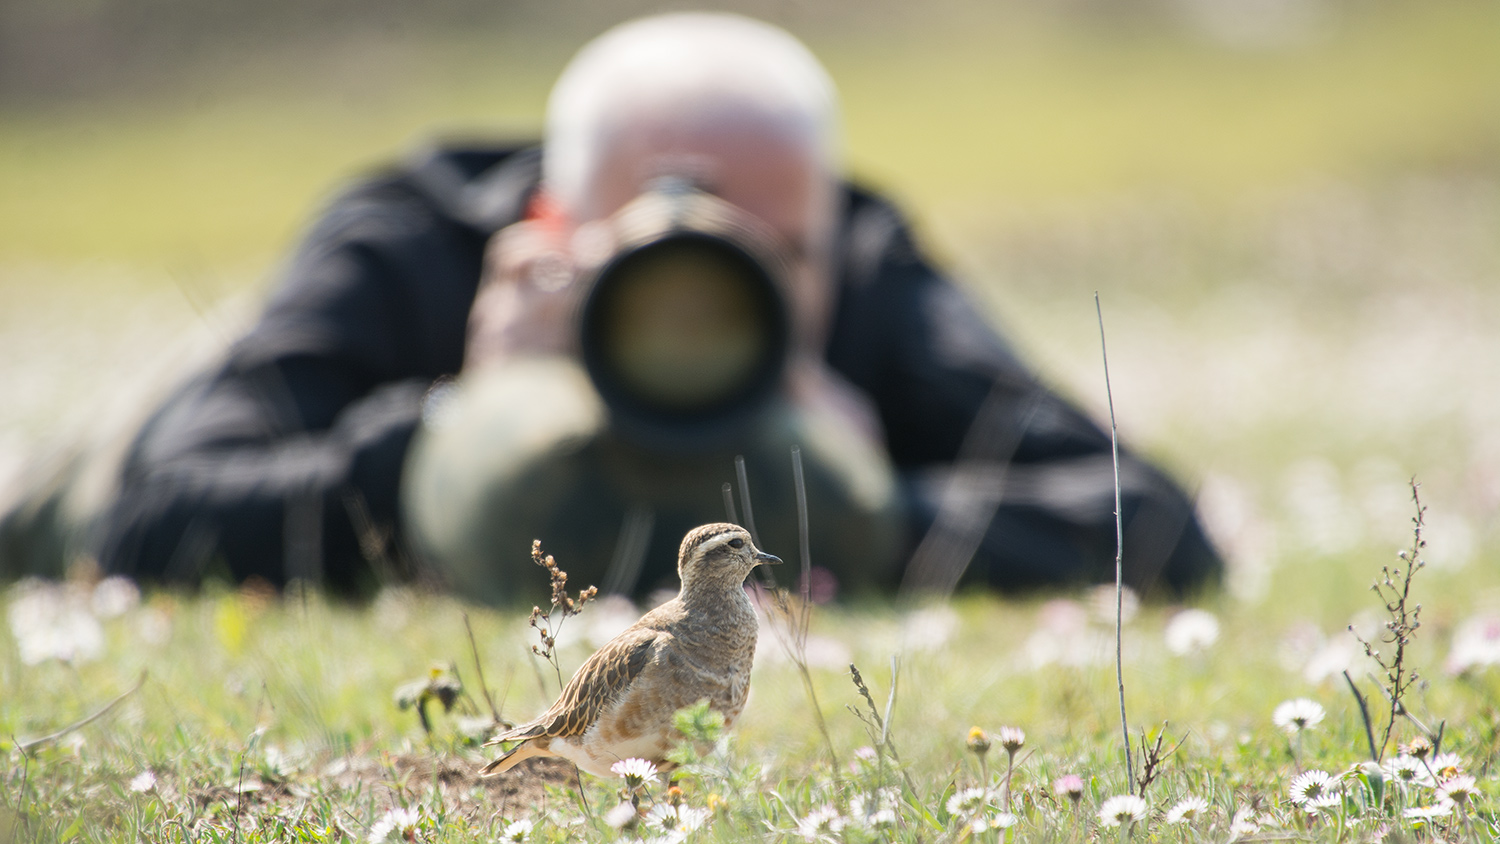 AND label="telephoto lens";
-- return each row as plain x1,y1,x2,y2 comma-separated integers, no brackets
578,182,792,451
